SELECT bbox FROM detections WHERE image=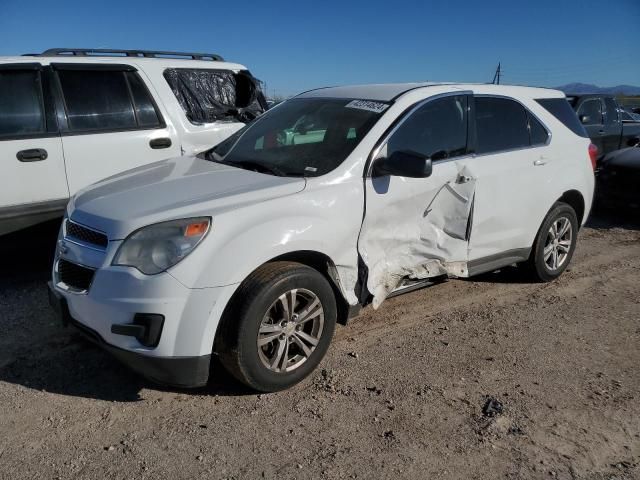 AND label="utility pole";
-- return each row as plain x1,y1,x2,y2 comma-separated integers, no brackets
492,62,501,85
